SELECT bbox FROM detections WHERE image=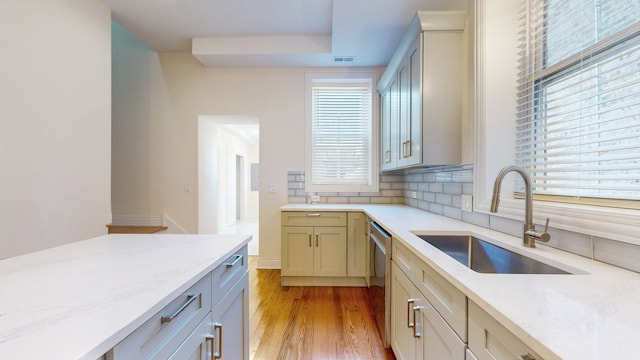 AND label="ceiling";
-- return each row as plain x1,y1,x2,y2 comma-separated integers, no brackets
103,0,468,67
